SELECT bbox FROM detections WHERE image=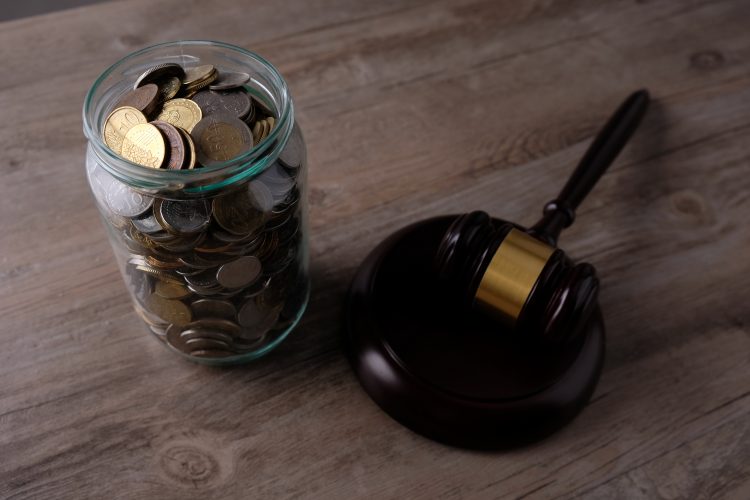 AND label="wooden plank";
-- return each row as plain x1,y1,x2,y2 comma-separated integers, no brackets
1,0,749,498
